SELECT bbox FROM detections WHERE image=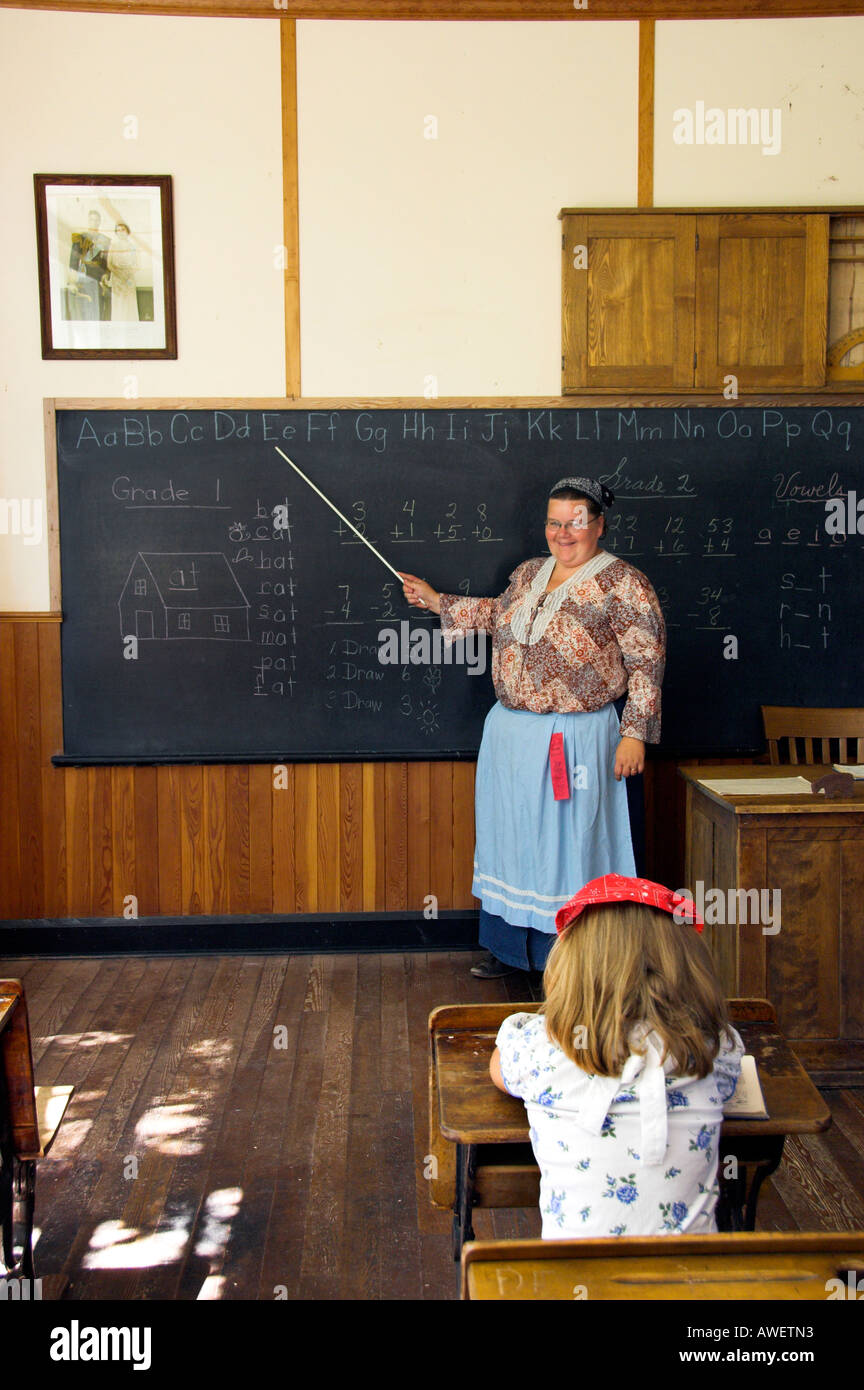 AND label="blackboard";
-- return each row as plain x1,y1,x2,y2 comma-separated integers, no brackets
54,404,864,761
